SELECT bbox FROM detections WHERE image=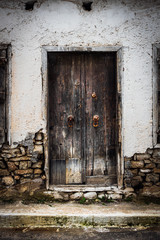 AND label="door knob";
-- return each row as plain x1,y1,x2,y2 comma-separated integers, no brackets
68,115,74,127
92,92,97,99
93,115,99,127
